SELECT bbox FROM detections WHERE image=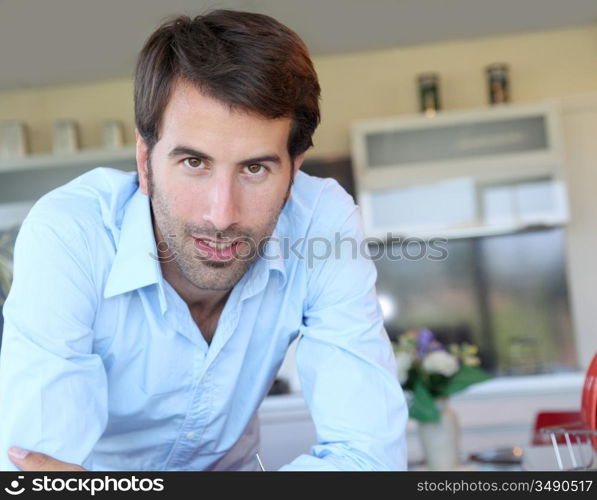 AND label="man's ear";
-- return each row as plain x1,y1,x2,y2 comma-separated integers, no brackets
285,153,305,203
292,152,305,178
135,129,150,195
